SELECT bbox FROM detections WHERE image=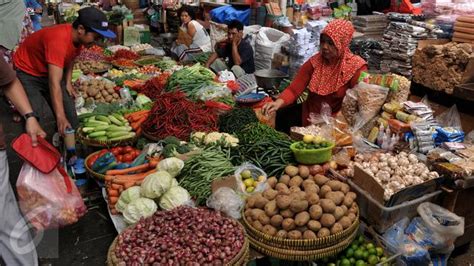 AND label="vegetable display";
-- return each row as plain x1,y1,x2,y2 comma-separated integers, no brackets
142,91,218,140
115,186,142,213
353,152,440,200
178,147,235,205
80,114,136,142
114,206,245,264
165,63,216,97
124,109,150,136
112,59,137,68
219,107,259,134
191,131,239,148
236,122,288,144
244,165,358,239
158,186,191,210
112,49,139,60
155,59,177,70
140,171,176,199
75,60,111,74
140,73,170,99
122,197,158,224
77,78,119,104
189,51,212,64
